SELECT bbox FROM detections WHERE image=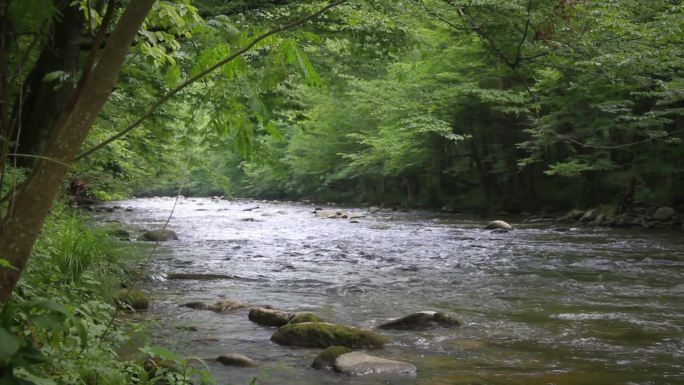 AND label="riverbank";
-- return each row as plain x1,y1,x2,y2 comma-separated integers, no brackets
0,204,216,385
